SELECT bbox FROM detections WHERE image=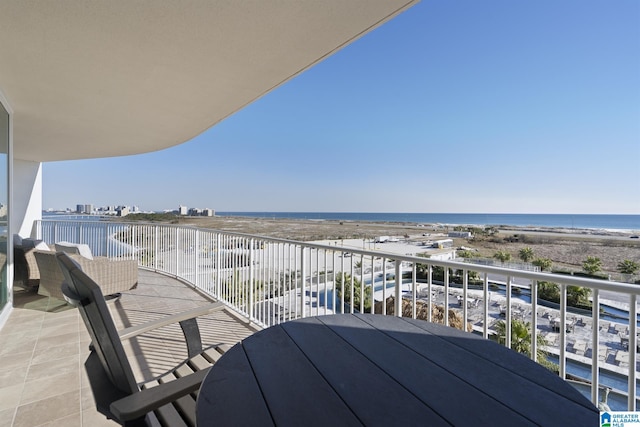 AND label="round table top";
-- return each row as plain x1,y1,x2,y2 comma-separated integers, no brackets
197,313,598,426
